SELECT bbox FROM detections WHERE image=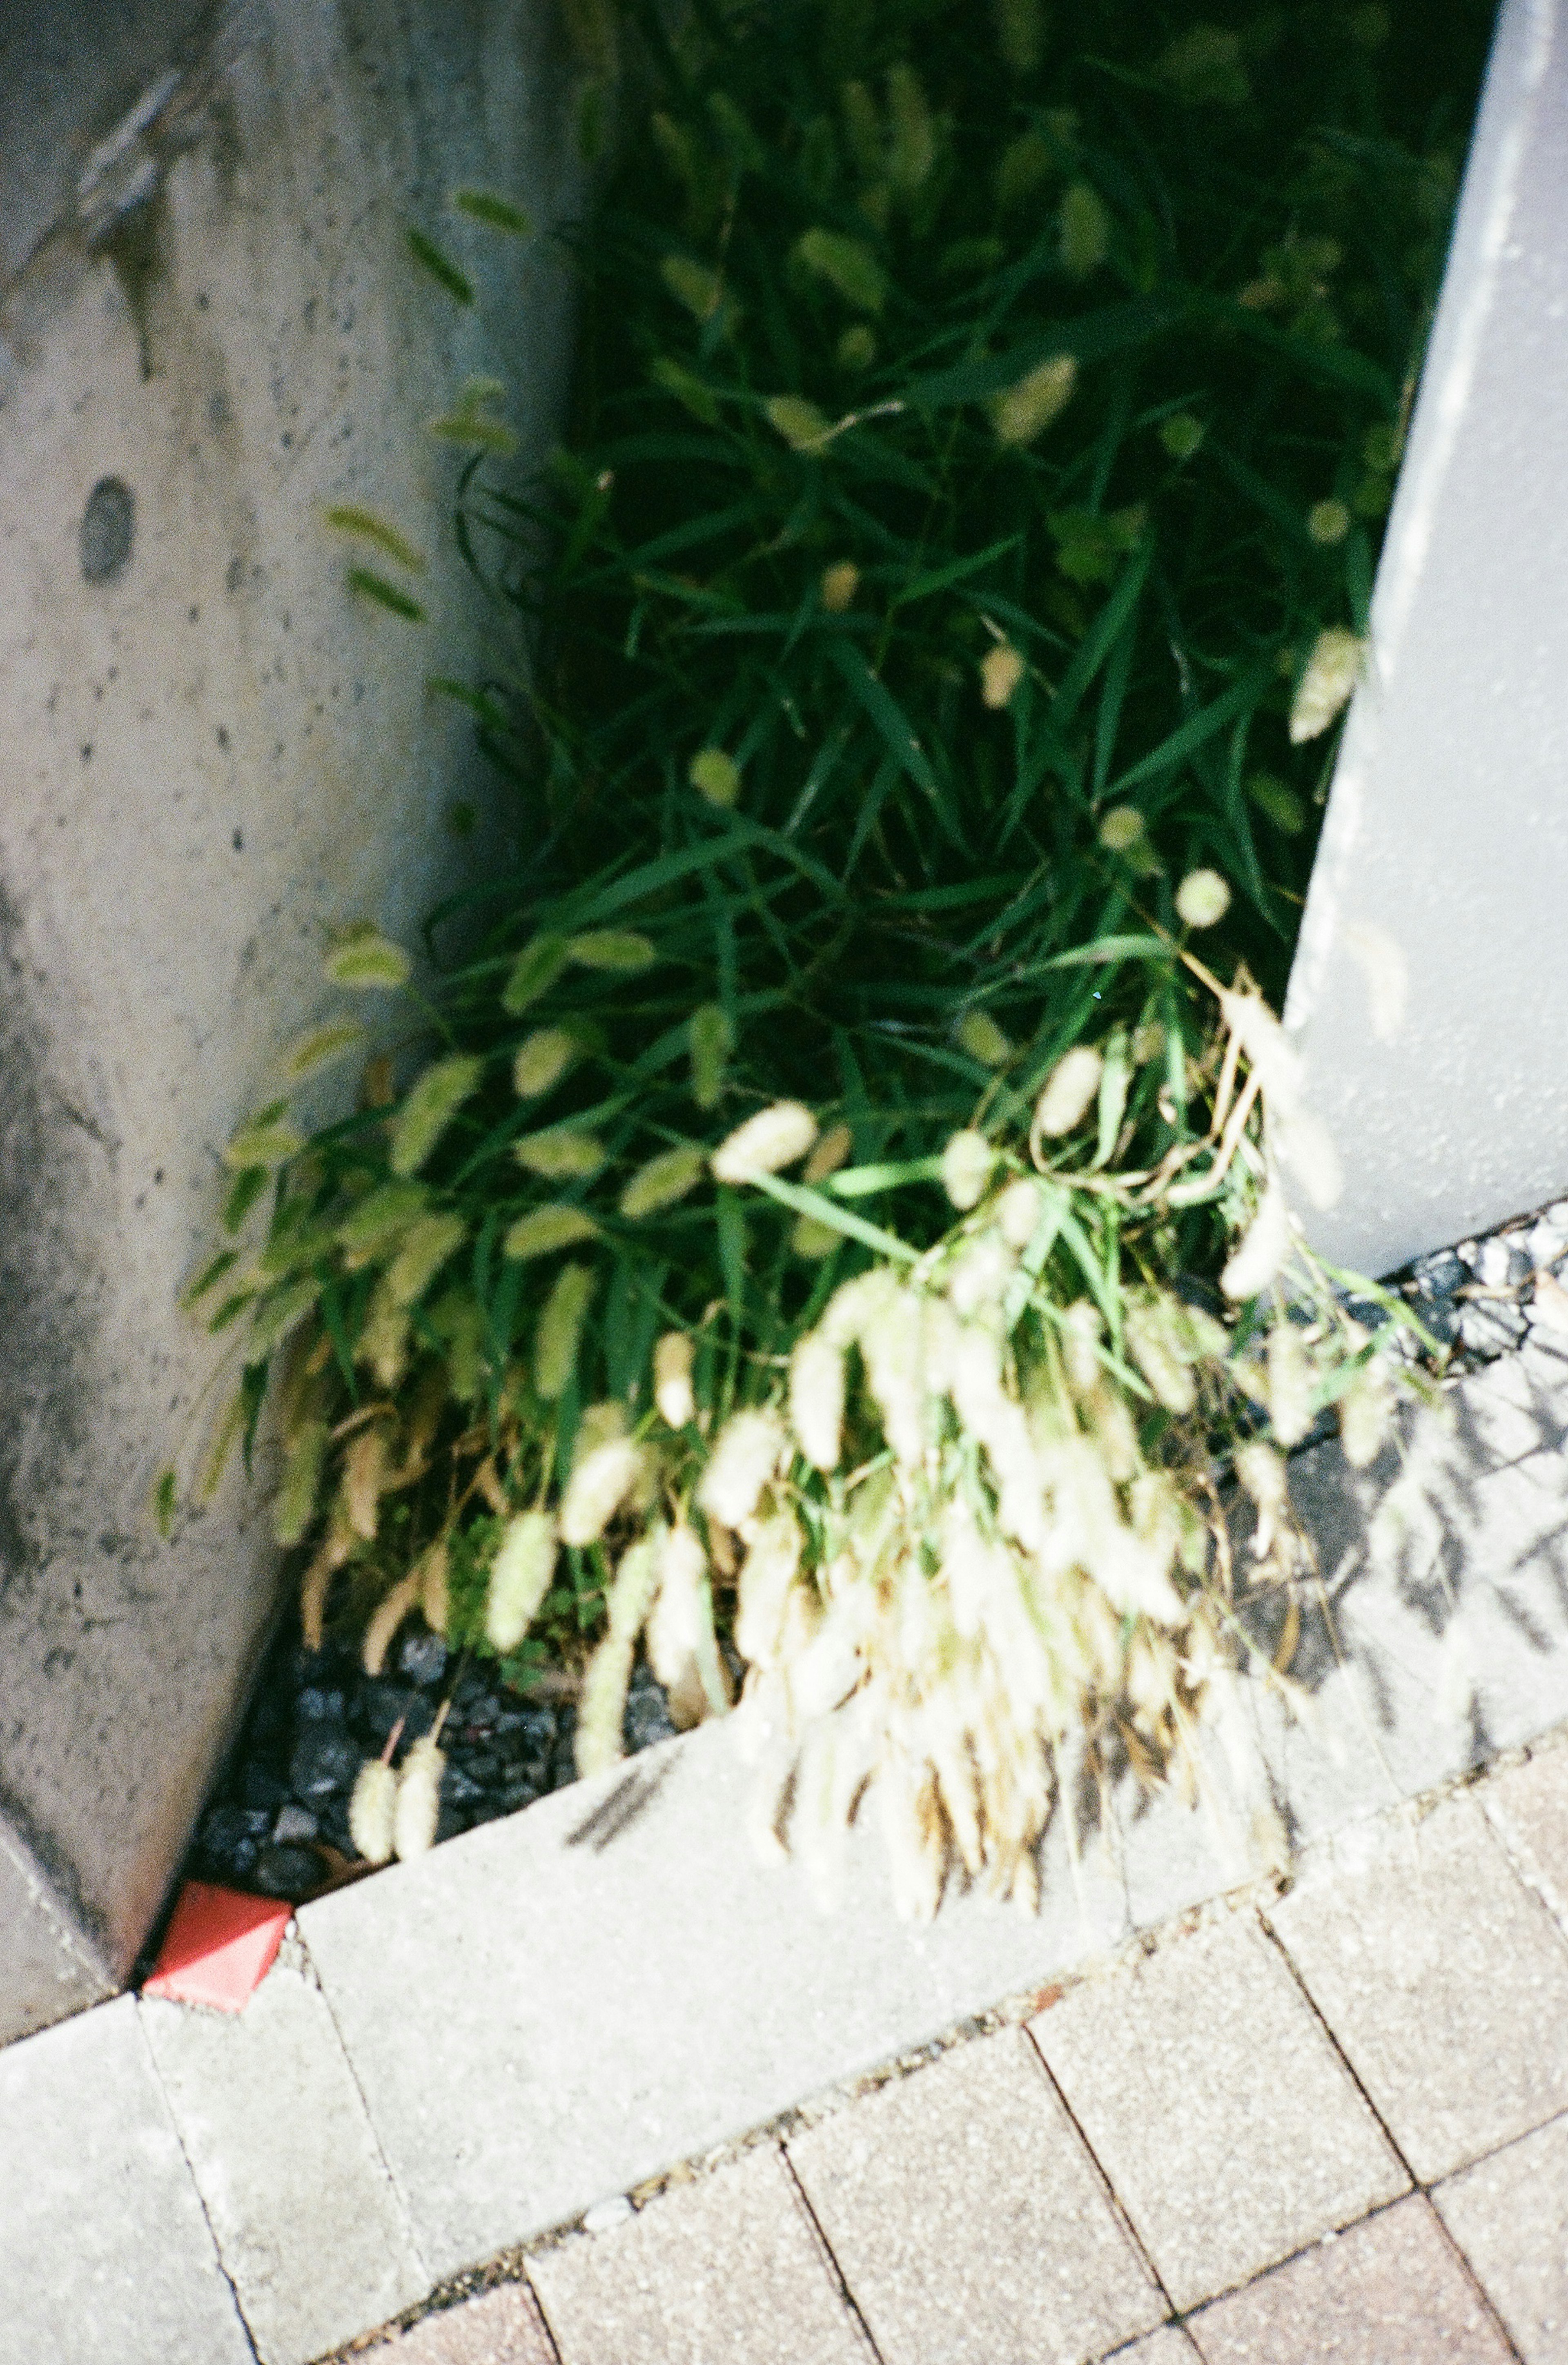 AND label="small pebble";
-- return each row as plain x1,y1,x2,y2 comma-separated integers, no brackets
296,1685,346,1723
272,1802,319,1844
289,1720,361,1801
1459,1299,1528,1358
581,2196,634,2234
253,1839,326,1899
1475,1235,1530,1292
399,1630,449,1686
1410,1247,1466,1302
